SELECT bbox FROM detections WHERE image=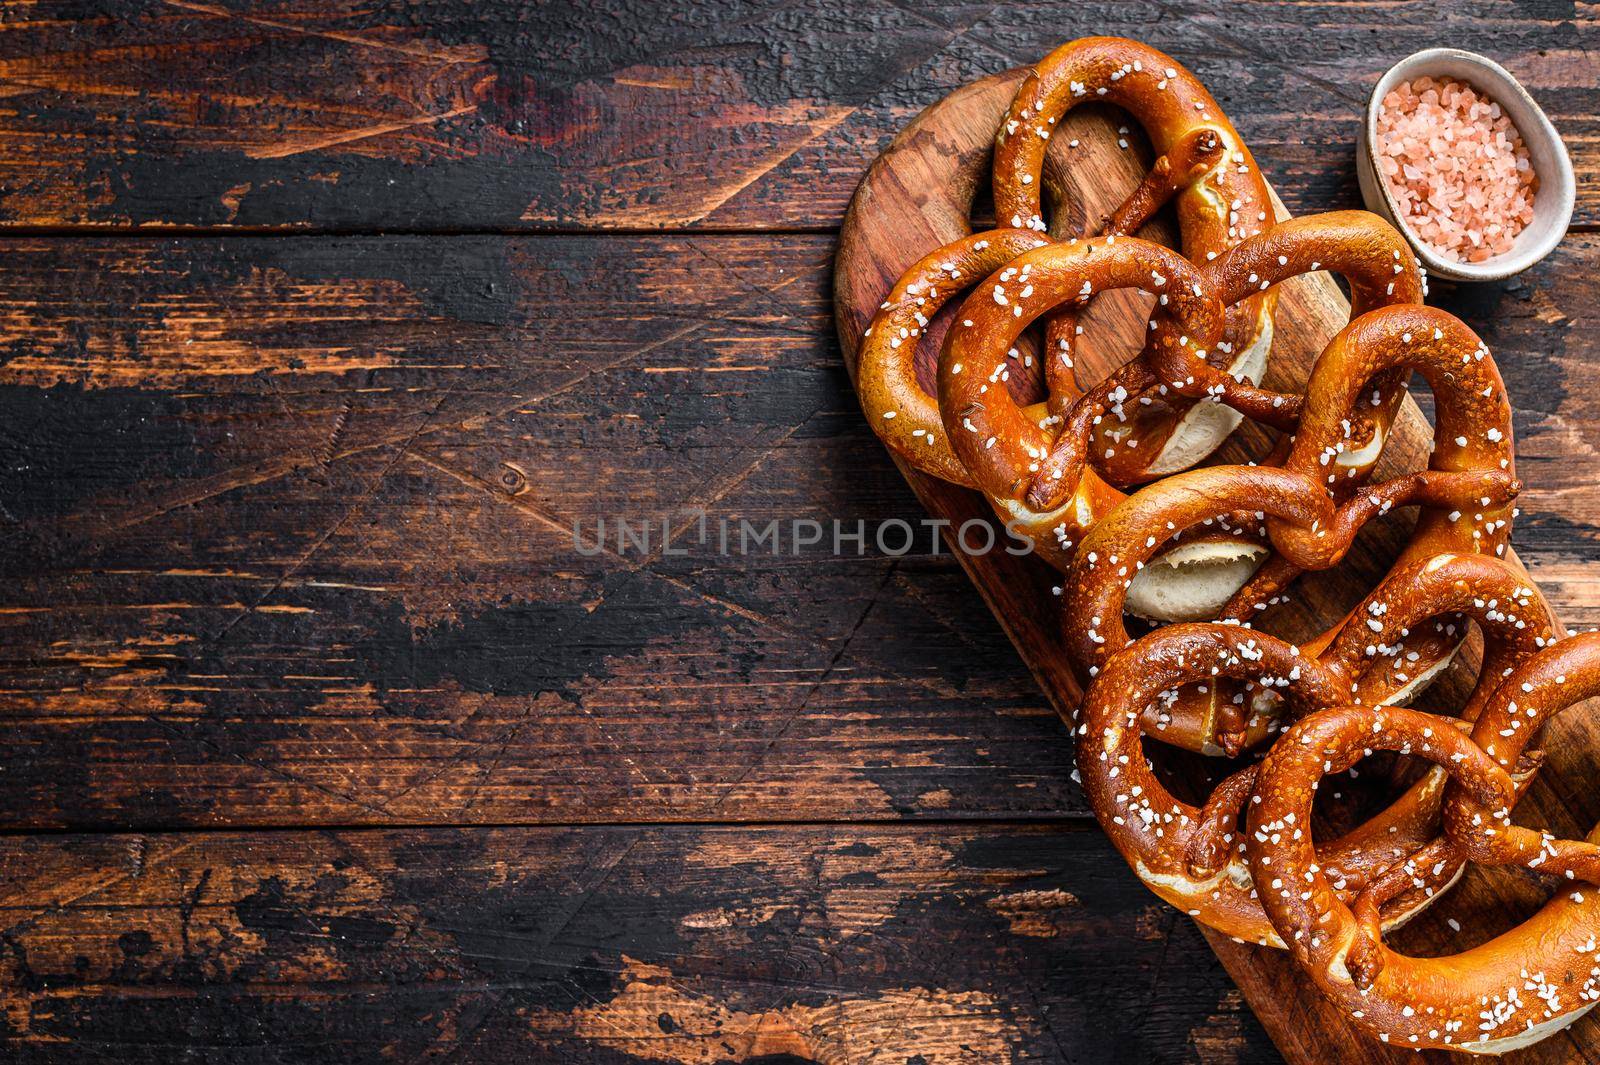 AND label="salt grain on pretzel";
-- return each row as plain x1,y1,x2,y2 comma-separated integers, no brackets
1253,635,1600,1052
940,236,1221,570
993,37,1278,483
